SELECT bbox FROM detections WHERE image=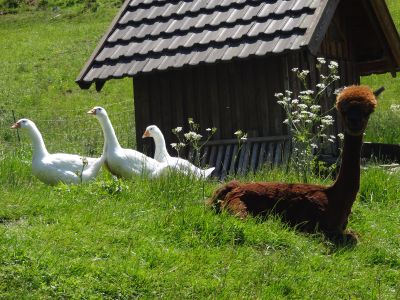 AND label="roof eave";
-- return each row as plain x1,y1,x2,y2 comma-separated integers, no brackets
369,0,400,67
75,0,132,89
304,0,340,56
